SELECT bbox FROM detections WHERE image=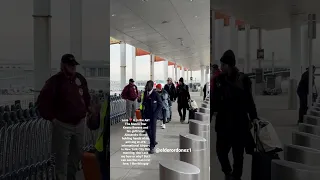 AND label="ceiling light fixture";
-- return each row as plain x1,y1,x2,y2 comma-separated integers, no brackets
112,14,116,17
161,20,169,24
194,16,198,18
132,26,135,29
